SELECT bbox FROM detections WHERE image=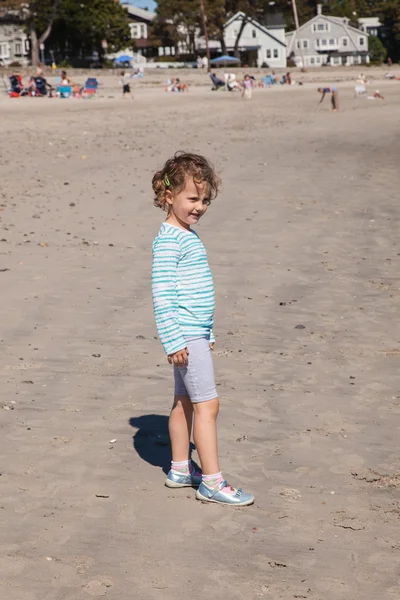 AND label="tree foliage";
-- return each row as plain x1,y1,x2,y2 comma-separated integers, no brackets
0,0,132,65
46,0,132,64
